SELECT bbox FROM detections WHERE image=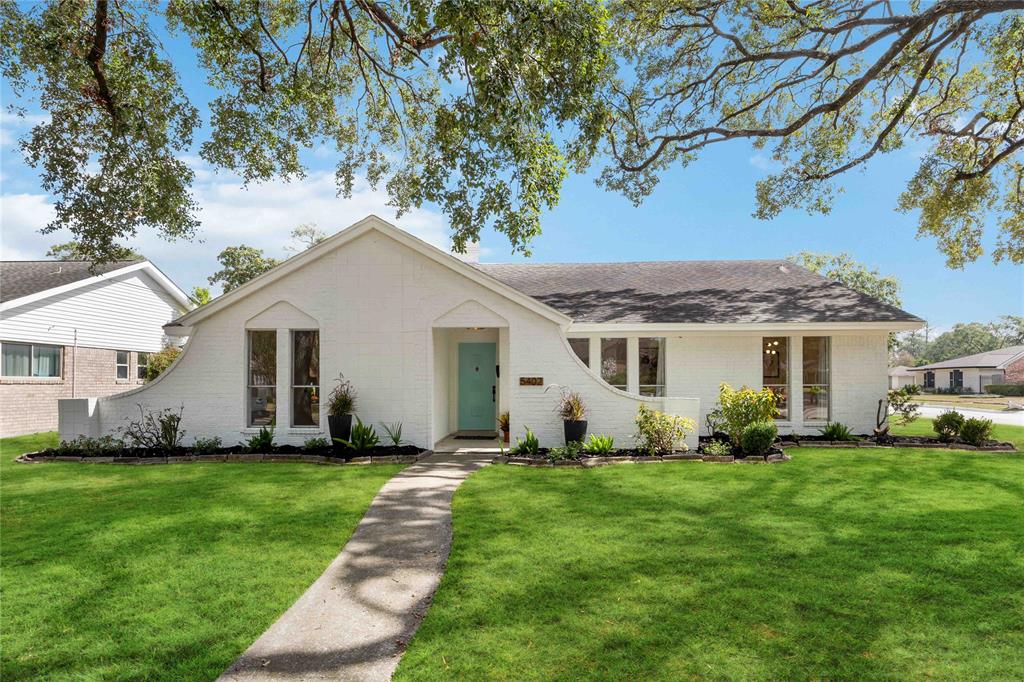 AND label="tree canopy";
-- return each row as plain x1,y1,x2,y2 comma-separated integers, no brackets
207,244,279,292
788,251,901,307
895,315,1023,365
46,241,142,261
2,1,1021,266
